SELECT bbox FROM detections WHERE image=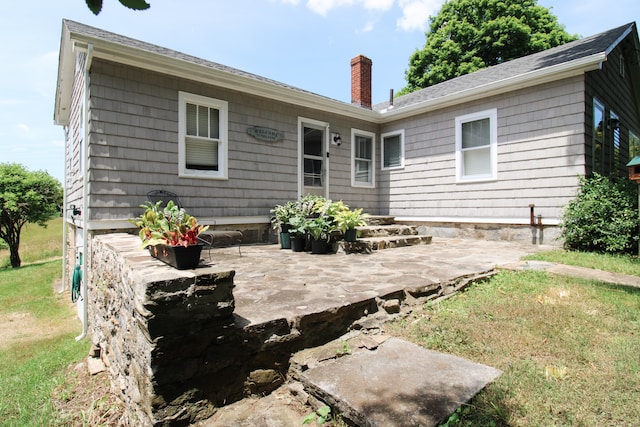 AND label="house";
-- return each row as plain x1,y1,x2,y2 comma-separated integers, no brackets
54,19,640,285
